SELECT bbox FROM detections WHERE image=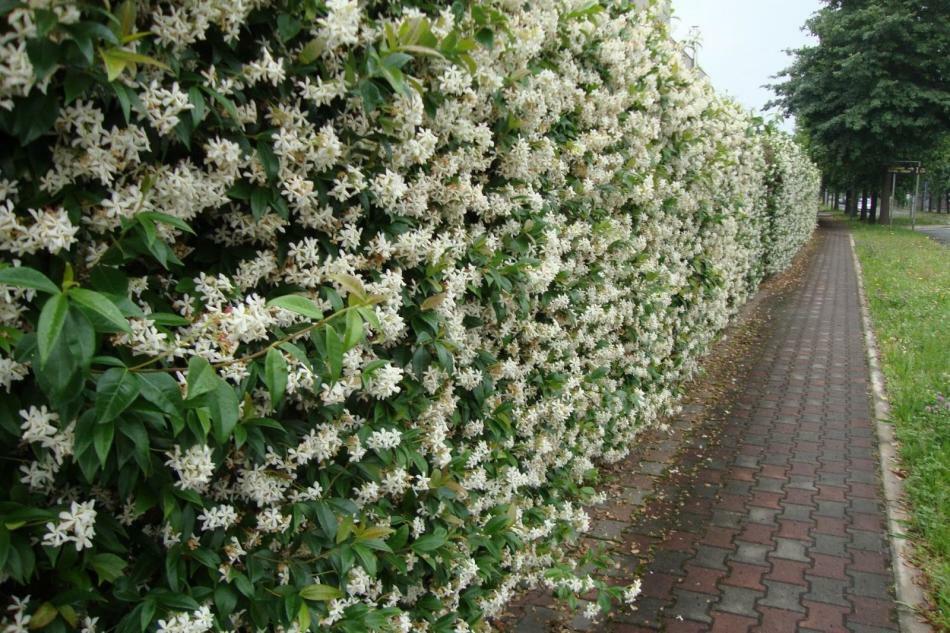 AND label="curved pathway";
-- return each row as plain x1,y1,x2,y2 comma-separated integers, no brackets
503,222,904,632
